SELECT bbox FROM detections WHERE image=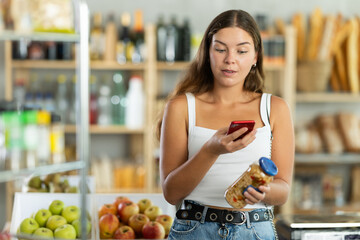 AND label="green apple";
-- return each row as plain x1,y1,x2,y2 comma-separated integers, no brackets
54,224,77,239
144,205,163,221
138,198,153,213
71,218,91,238
33,227,54,239
61,205,80,223
19,218,39,236
28,176,42,189
46,215,67,231
34,209,52,227
49,200,64,215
